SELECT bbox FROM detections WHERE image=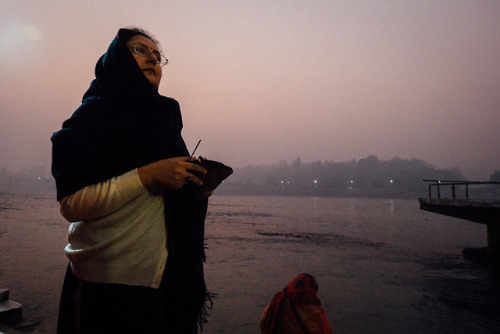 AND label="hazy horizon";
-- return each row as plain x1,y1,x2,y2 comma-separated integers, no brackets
0,154,475,179
1,1,499,180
